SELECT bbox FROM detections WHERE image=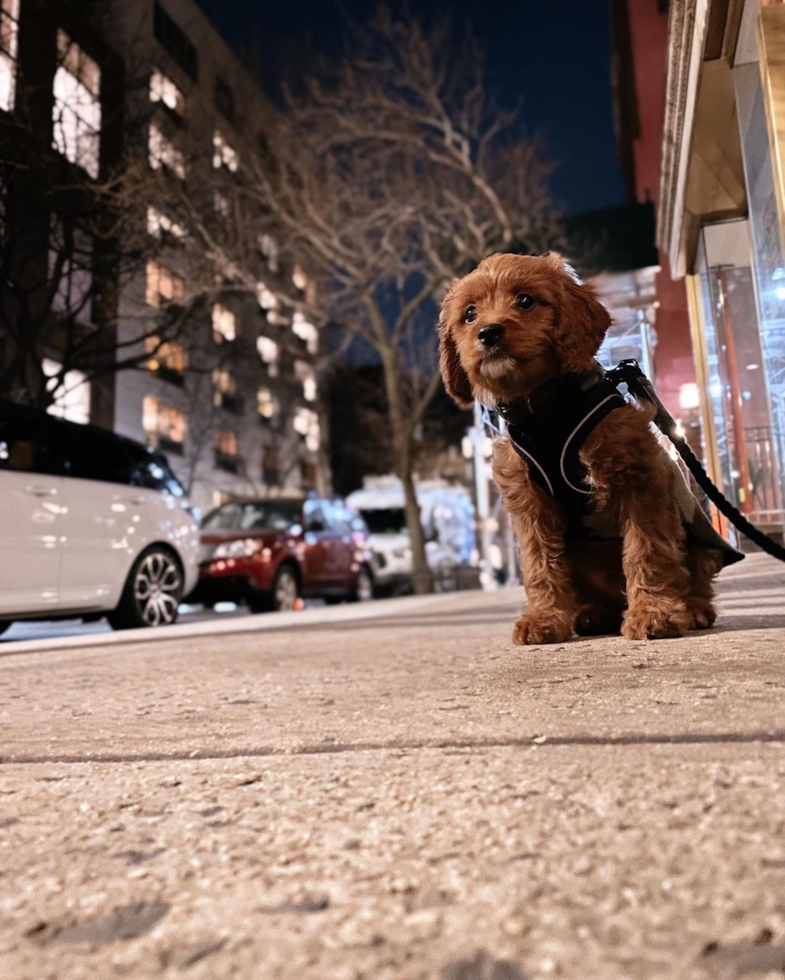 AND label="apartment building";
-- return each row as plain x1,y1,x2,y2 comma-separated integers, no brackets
0,0,323,515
